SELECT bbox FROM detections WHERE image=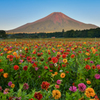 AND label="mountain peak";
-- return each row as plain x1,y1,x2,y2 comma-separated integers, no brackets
51,12,62,14
7,12,98,33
